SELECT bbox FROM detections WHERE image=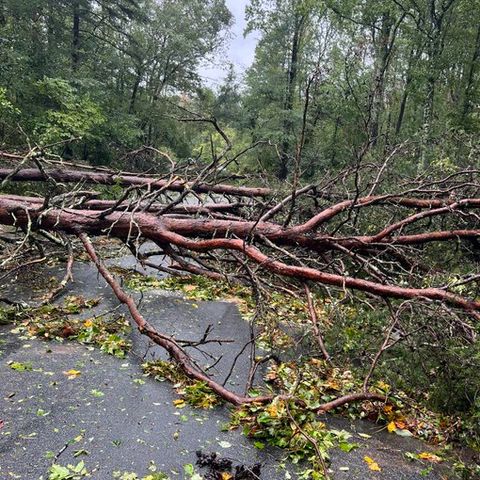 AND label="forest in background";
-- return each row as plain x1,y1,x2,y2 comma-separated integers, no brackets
1,0,479,178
